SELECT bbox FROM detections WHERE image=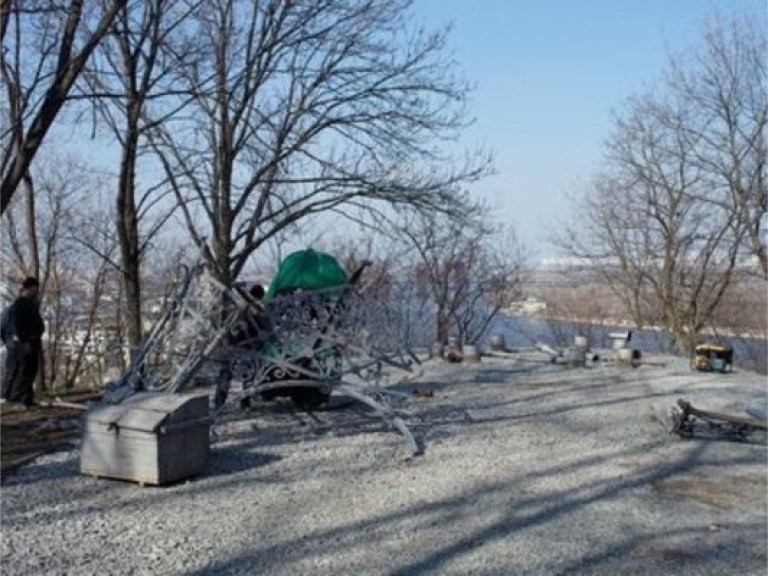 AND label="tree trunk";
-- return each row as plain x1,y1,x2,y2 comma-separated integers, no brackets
24,173,47,395
117,123,142,358
436,310,450,345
